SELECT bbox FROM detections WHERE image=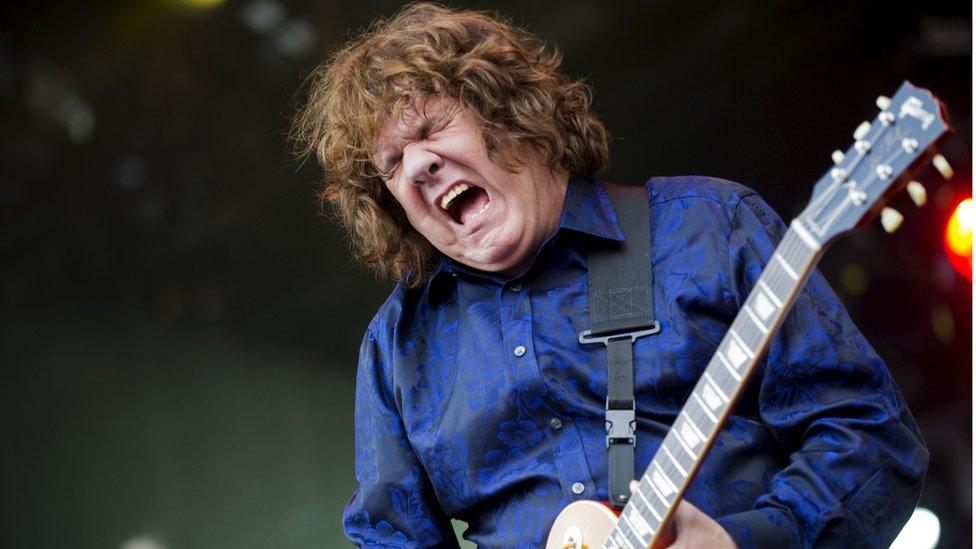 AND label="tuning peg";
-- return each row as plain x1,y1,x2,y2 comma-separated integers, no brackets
881,207,904,233
876,95,892,110
853,121,872,140
906,181,927,207
932,154,954,180
831,150,845,164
